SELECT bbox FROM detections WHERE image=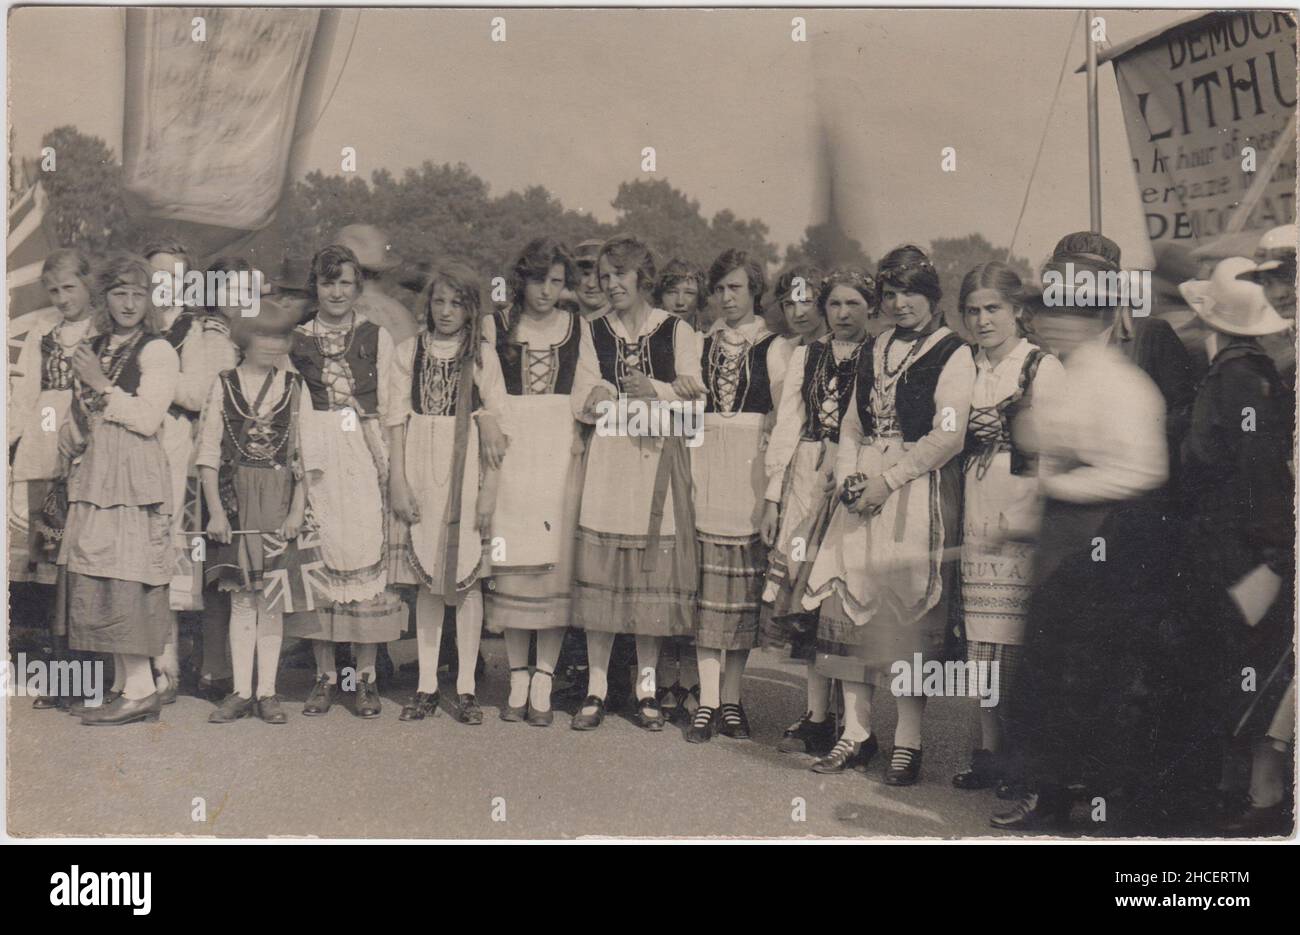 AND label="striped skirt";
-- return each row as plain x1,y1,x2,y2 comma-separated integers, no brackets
696,534,765,651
